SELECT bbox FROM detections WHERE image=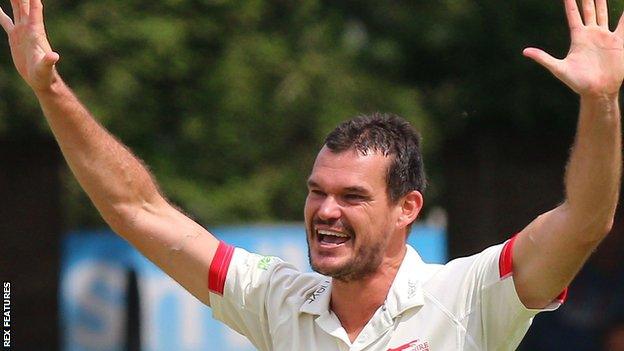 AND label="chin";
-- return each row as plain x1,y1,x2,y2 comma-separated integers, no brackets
309,253,349,276
310,257,370,283
309,245,384,282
